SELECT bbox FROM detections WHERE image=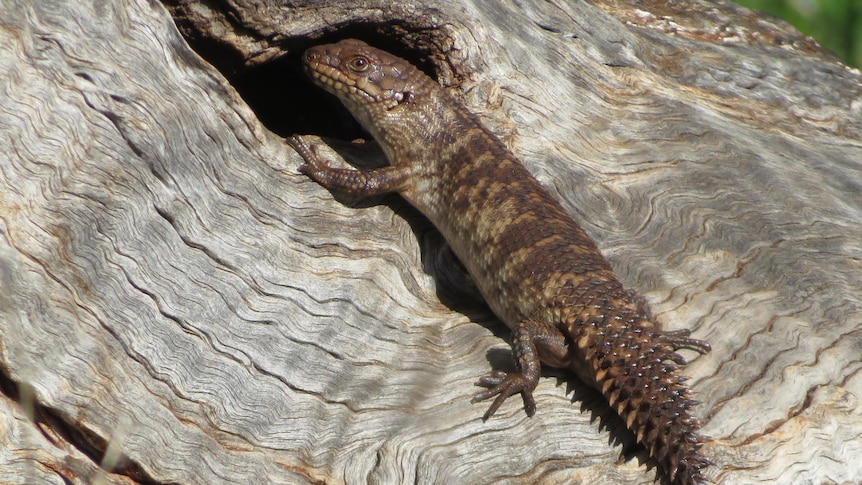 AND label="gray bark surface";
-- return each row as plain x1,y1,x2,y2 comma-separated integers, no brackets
1,0,860,483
